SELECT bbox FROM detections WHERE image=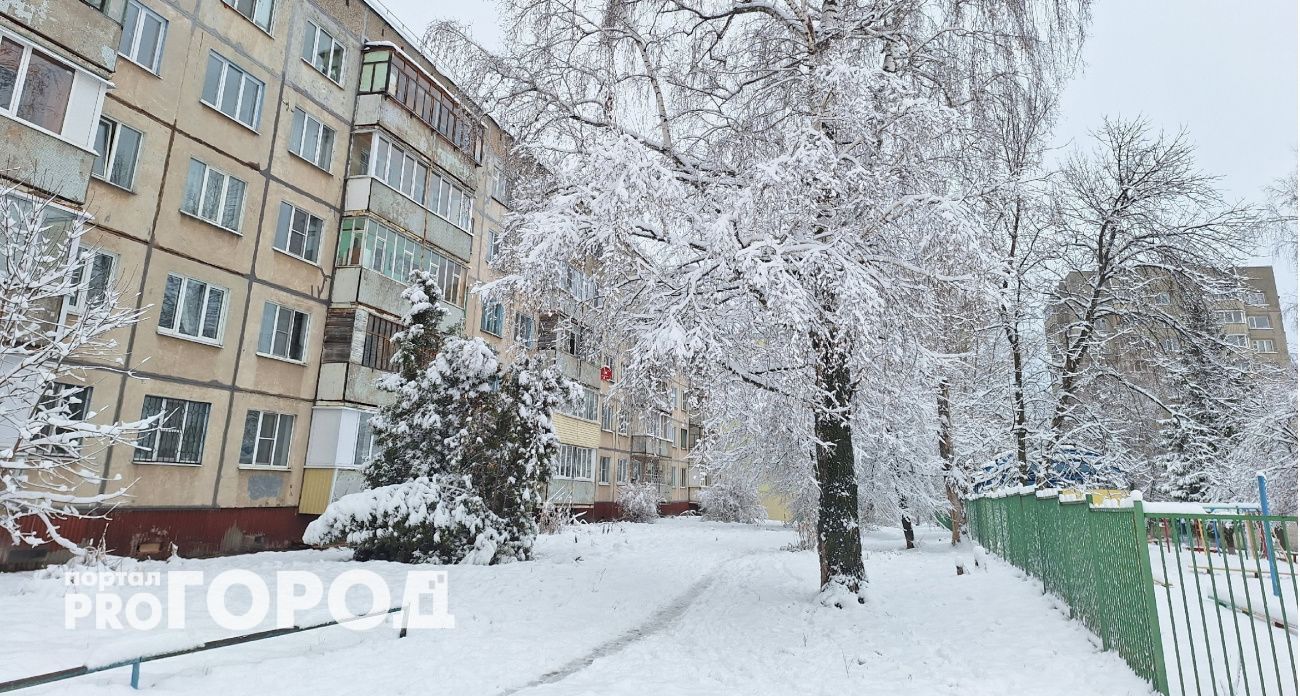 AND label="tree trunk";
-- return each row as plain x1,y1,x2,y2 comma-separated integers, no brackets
1008,327,1030,485
812,328,866,604
901,515,915,549
938,379,962,546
